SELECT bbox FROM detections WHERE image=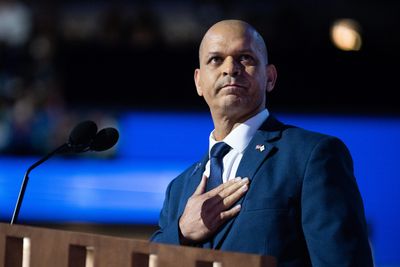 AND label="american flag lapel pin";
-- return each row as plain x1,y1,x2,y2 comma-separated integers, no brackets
255,144,265,152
